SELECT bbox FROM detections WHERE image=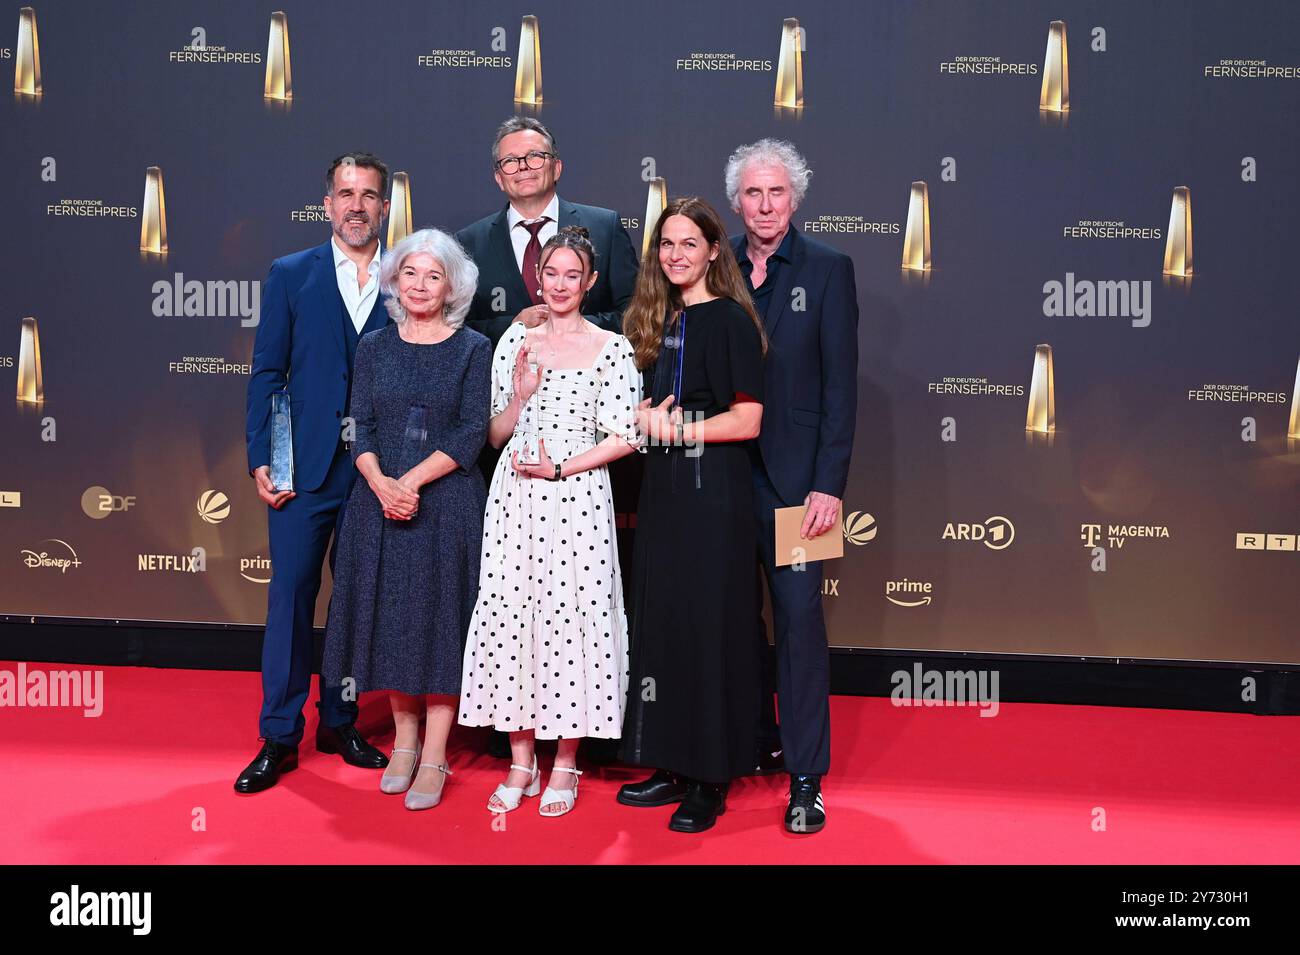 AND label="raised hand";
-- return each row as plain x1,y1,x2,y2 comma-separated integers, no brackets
512,343,544,404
